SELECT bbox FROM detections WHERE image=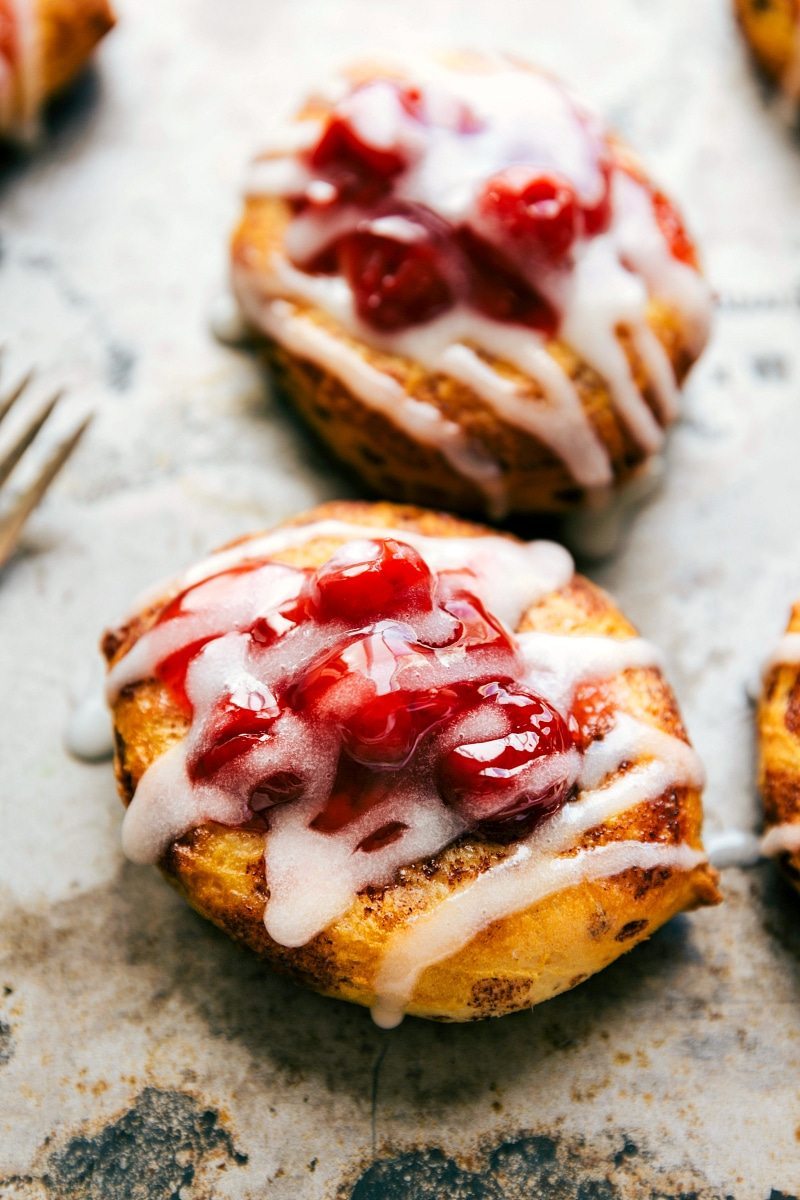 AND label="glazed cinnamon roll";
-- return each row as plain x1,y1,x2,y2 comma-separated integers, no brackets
103,501,719,1023
231,55,711,520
